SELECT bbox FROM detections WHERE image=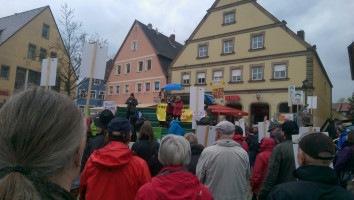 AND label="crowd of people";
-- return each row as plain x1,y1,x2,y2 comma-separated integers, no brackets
0,88,353,200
